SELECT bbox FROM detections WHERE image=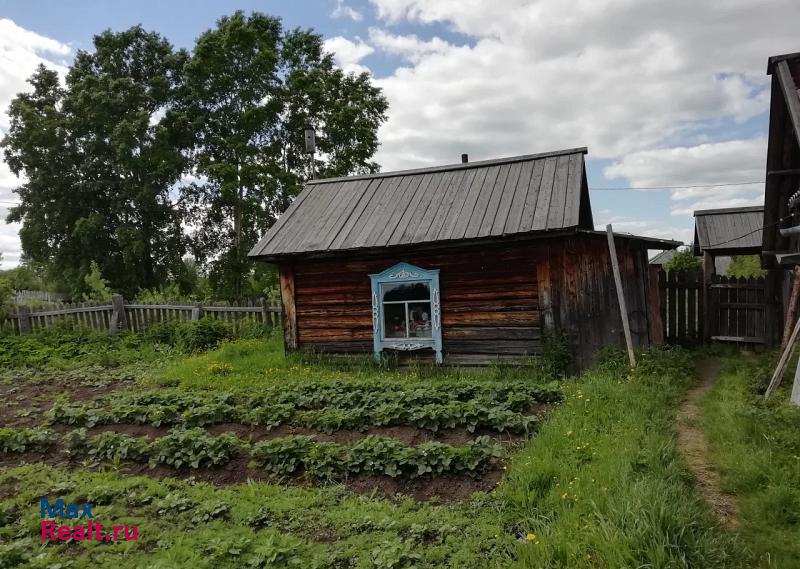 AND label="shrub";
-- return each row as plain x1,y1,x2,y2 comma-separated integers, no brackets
175,318,231,352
